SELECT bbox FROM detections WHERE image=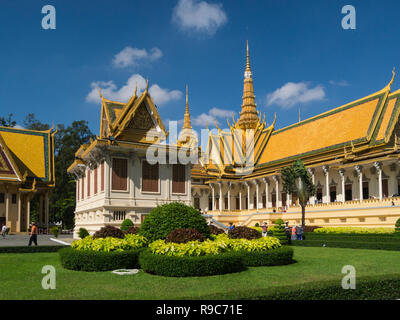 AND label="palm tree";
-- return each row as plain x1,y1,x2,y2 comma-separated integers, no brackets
281,159,316,229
